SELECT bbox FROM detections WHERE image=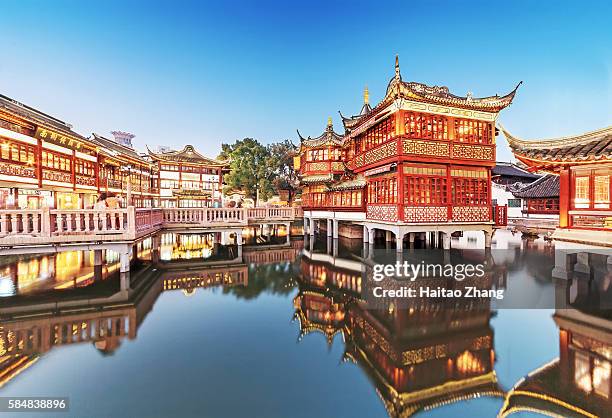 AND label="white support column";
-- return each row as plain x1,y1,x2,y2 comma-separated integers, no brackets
368,228,376,244
363,225,369,243
484,230,492,249
396,233,403,252
442,232,451,250
119,244,131,291
332,219,339,239
236,229,243,258
285,222,291,245
327,218,332,237
119,245,131,273
409,232,415,246
309,218,315,236
425,231,431,248
385,230,393,242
